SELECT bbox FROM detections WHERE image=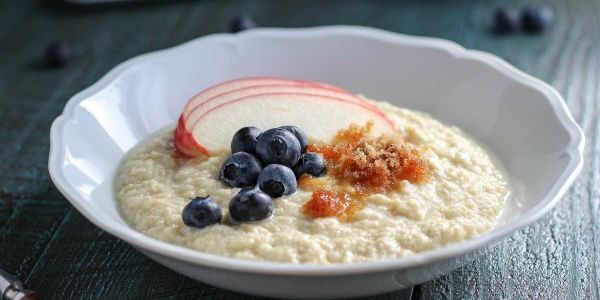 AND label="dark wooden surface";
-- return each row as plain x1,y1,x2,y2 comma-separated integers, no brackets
1,0,598,299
